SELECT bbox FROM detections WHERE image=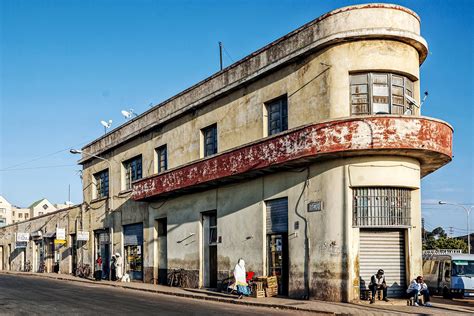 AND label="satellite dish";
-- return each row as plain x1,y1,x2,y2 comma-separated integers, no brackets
121,109,137,119
405,94,419,108
100,119,112,134
100,120,112,128
404,109,412,115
